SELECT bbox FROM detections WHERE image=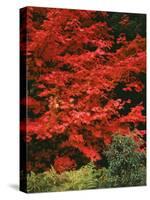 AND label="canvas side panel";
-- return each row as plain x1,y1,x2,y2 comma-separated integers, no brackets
20,7,28,193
